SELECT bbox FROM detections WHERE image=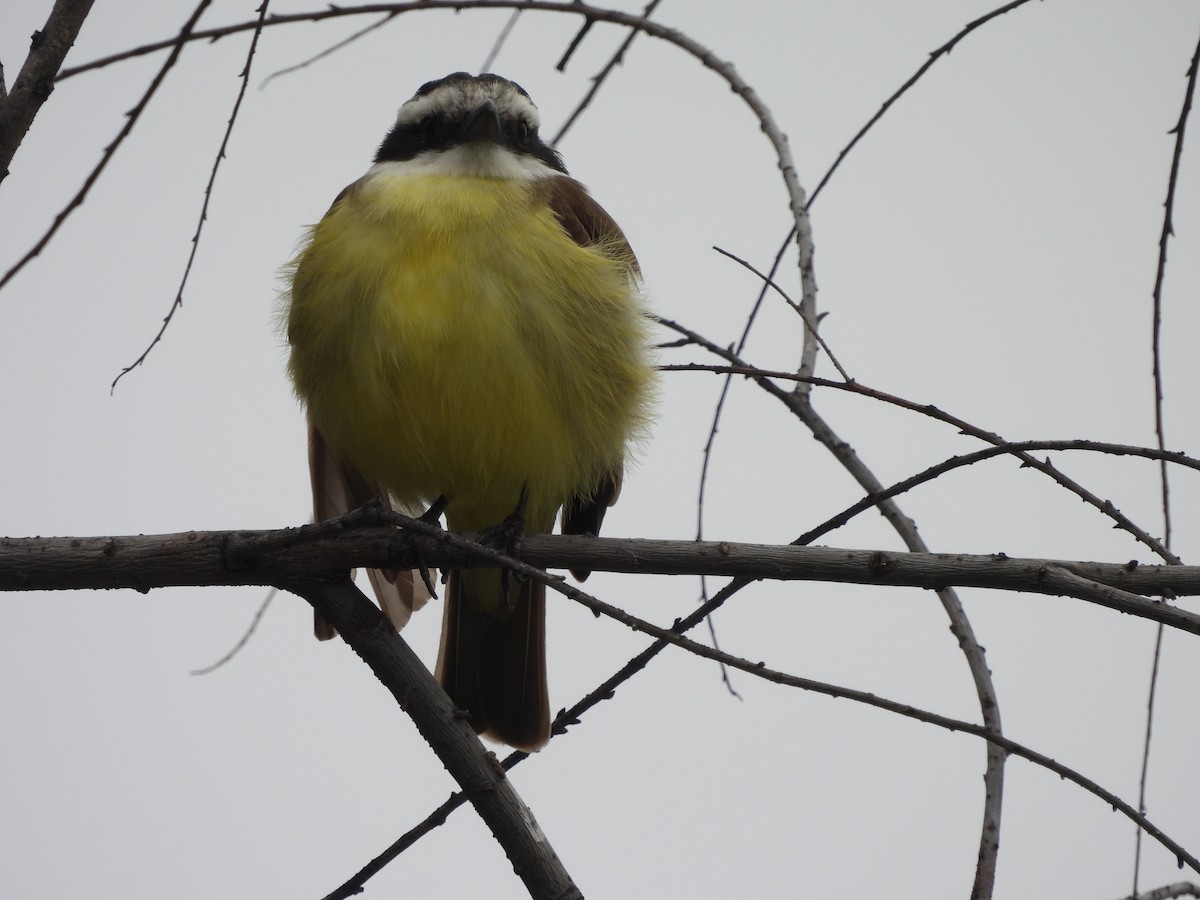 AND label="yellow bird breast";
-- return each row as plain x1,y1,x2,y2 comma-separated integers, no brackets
286,172,652,531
